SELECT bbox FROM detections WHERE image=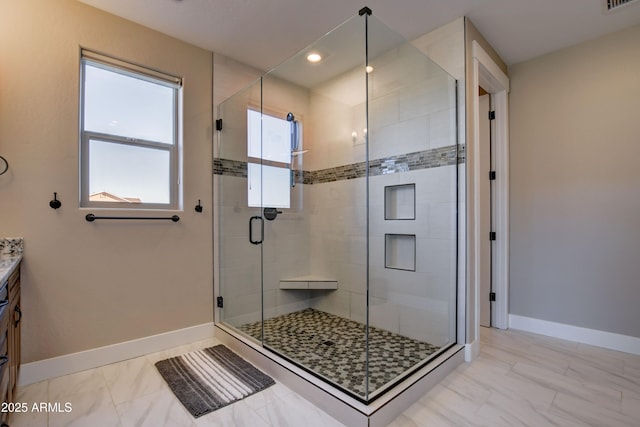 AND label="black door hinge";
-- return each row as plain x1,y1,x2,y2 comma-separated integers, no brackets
216,119,223,131
216,296,224,308
490,292,496,301
489,171,496,180
488,111,496,120
489,231,496,241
